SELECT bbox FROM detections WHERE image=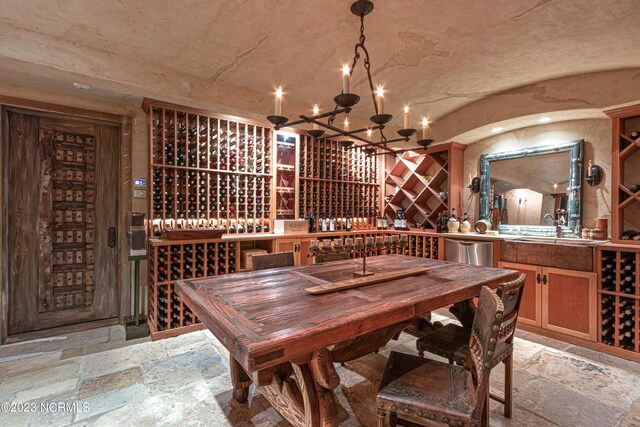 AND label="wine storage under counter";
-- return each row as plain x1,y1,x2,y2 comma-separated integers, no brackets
598,248,640,353
148,240,239,338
